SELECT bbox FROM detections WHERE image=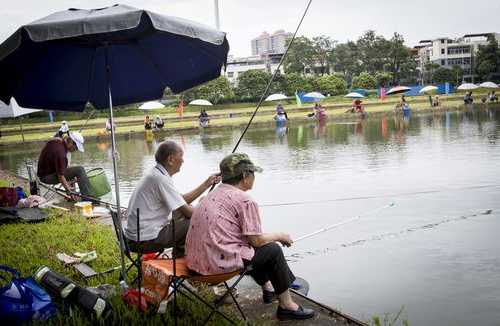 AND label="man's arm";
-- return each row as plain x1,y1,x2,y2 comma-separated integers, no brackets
177,204,194,219
182,174,220,204
58,174,78,201
247,233,293,248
